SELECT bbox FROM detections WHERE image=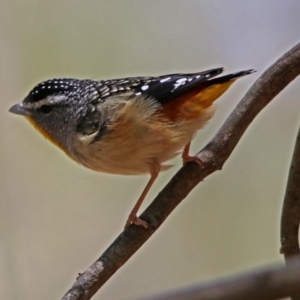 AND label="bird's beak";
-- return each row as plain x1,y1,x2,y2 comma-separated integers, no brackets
9,103,34,116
